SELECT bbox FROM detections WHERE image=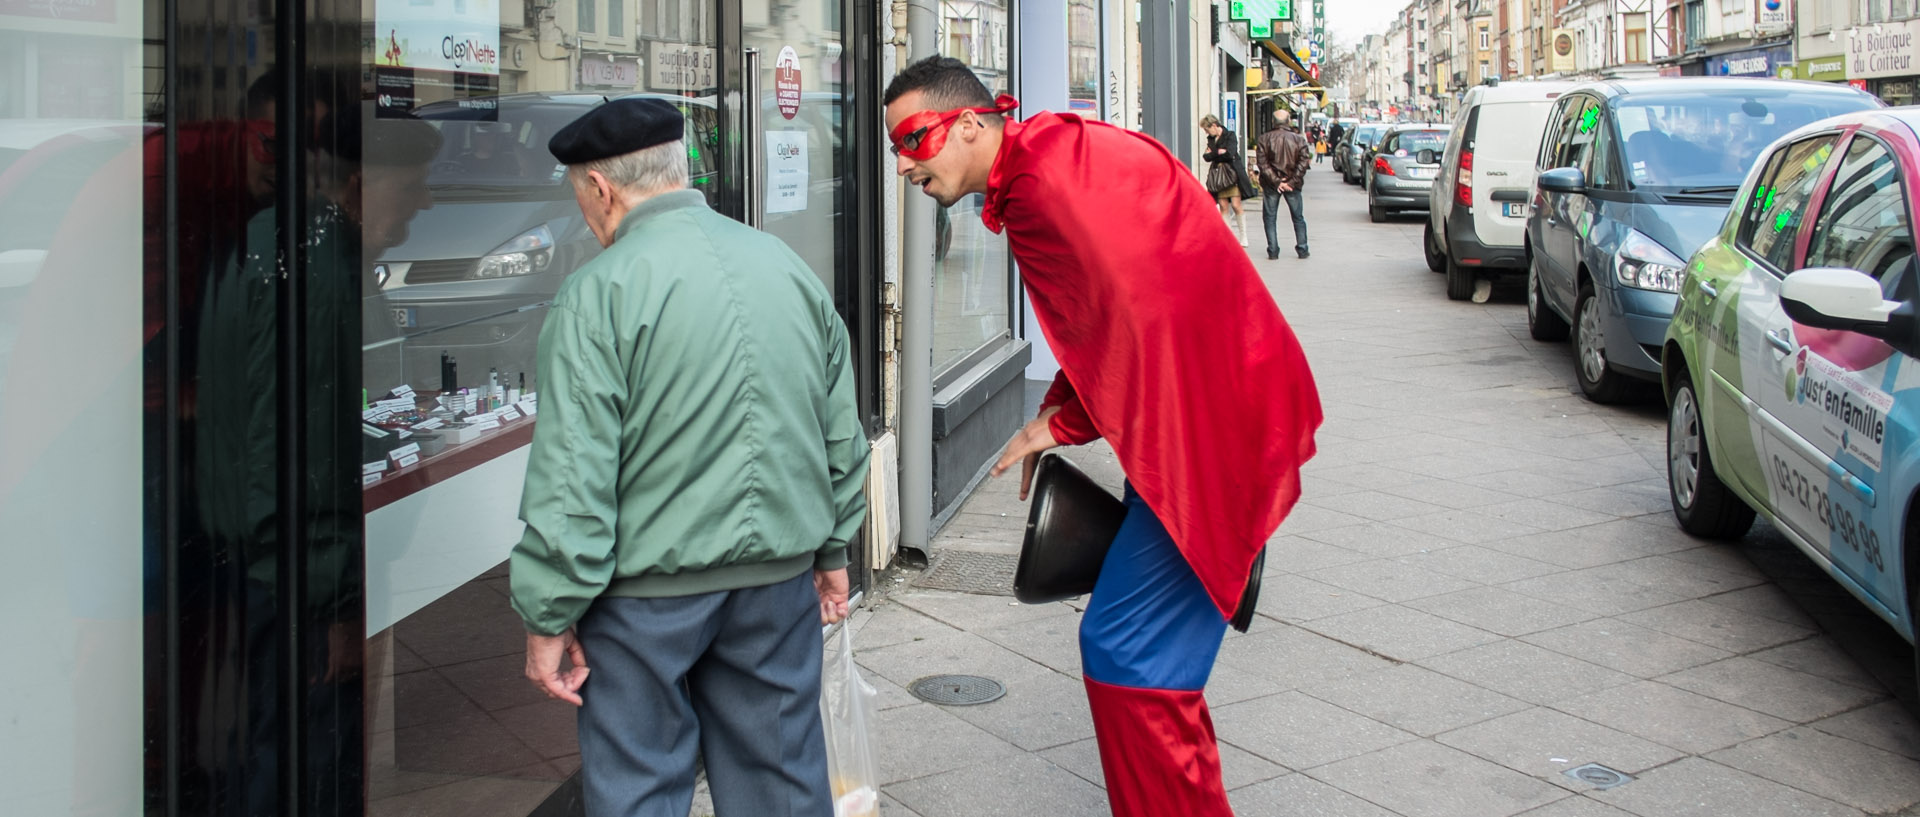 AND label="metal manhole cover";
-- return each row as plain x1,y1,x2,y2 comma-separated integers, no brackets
1564,763,1633,789
912,550,1018,596
908,674,1006,706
